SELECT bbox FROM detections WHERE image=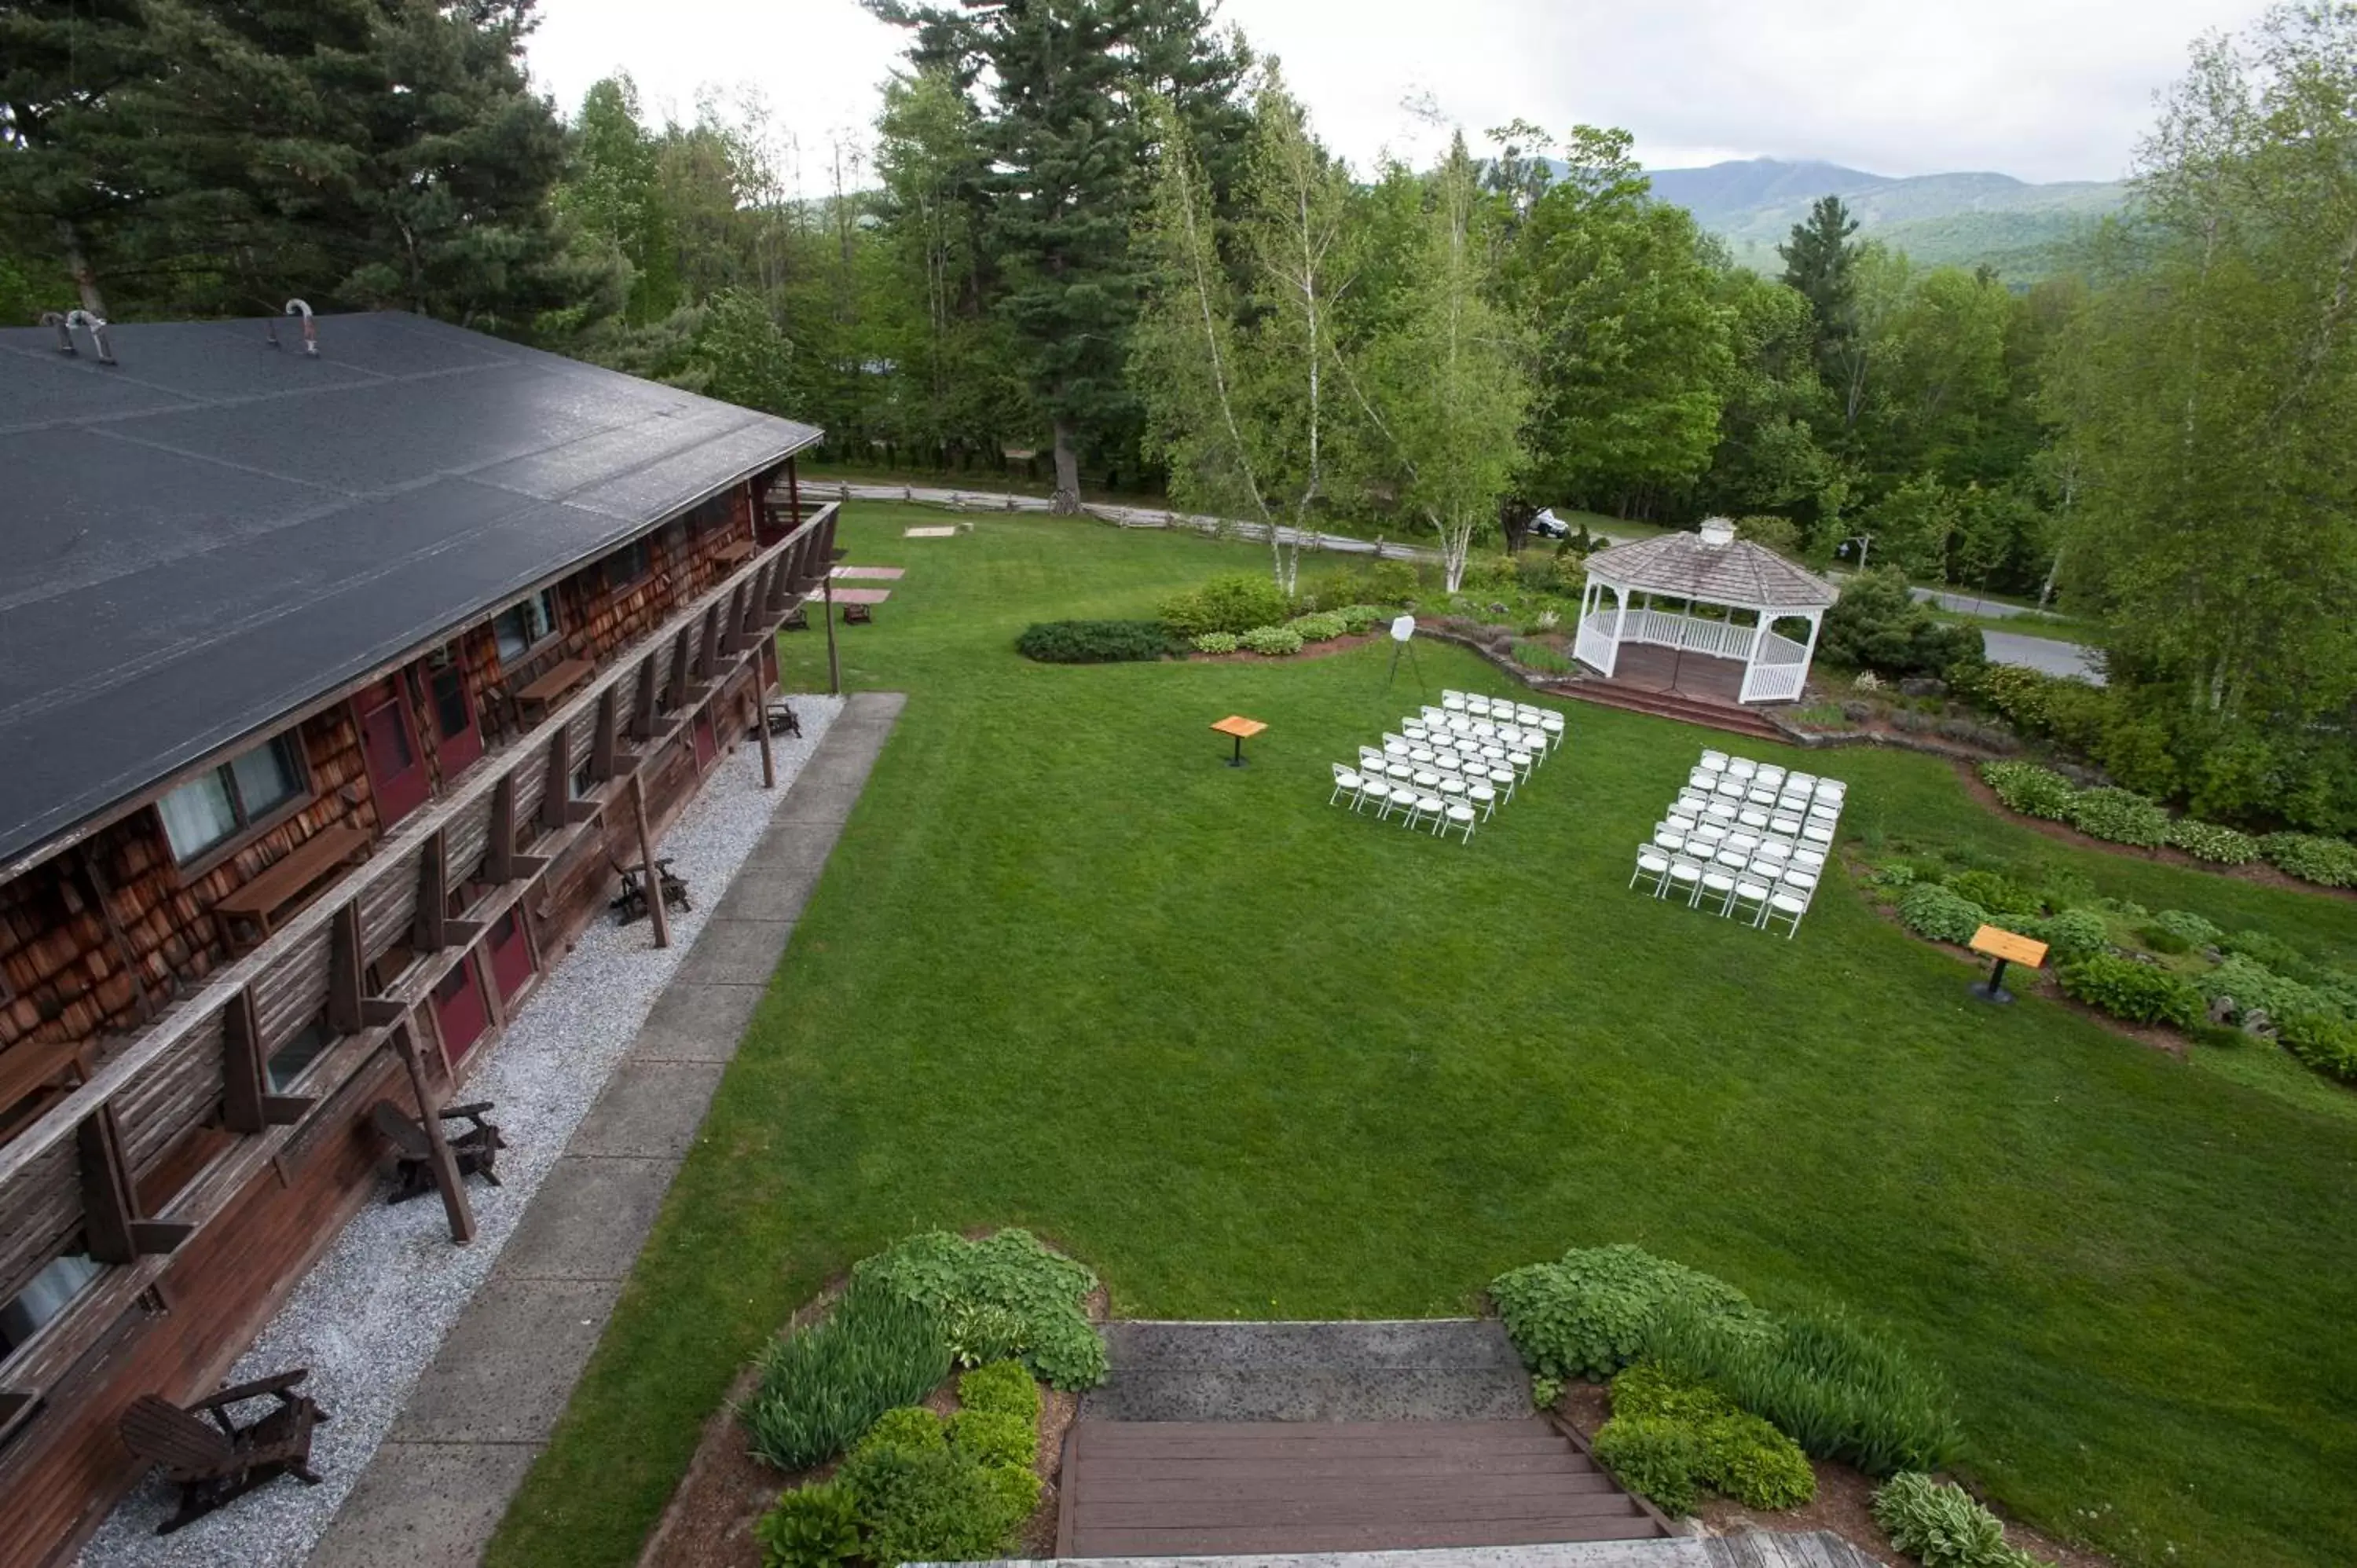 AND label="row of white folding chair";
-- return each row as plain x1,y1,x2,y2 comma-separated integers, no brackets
1673,795,1837,847
1687,771,1838,819
1629,844,1813,936
1386,735,1530,788
1409,716,1551,760
1442,689,1560,726
1697,750,1846,807
1657,819,1825,872
1424,704,1564,749
1360,749,1506,815
1330,764,1479,839
1653,827,1820,894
